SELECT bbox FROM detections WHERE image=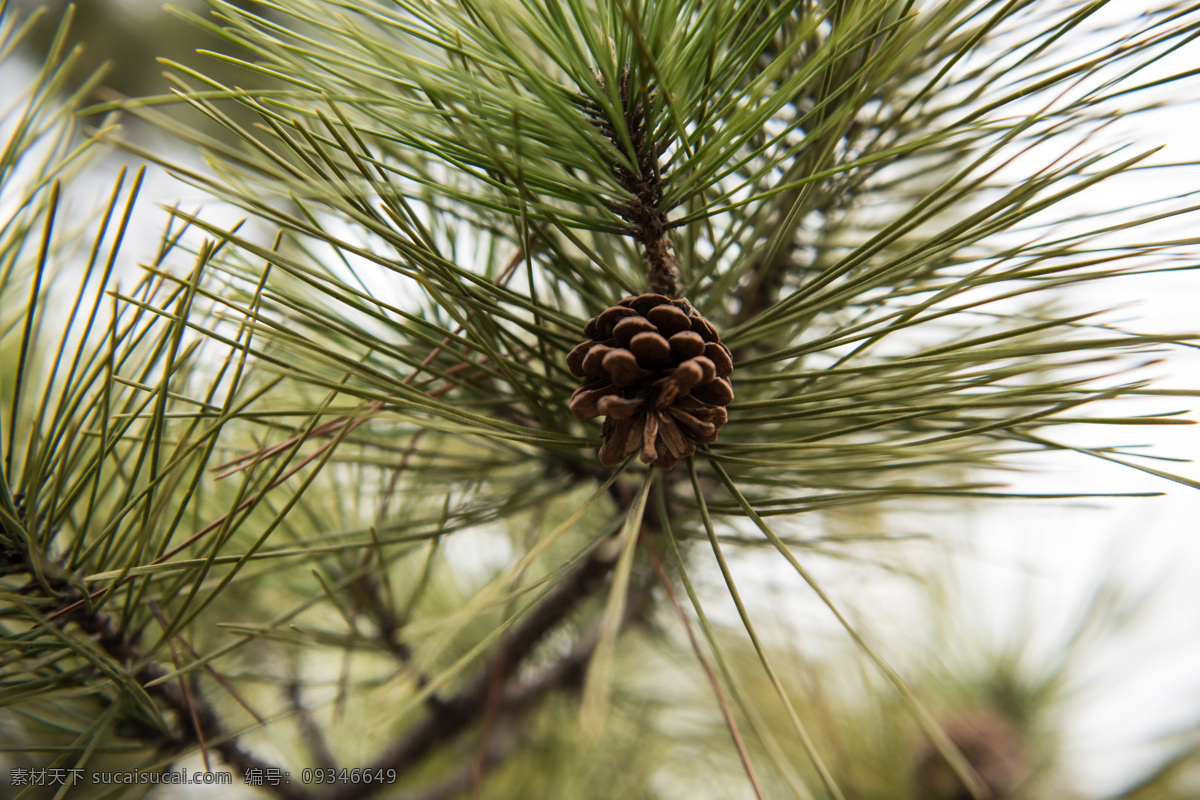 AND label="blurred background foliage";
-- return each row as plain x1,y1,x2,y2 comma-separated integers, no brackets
2,1,1199,799
13,0,219,98
10,0,275,143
